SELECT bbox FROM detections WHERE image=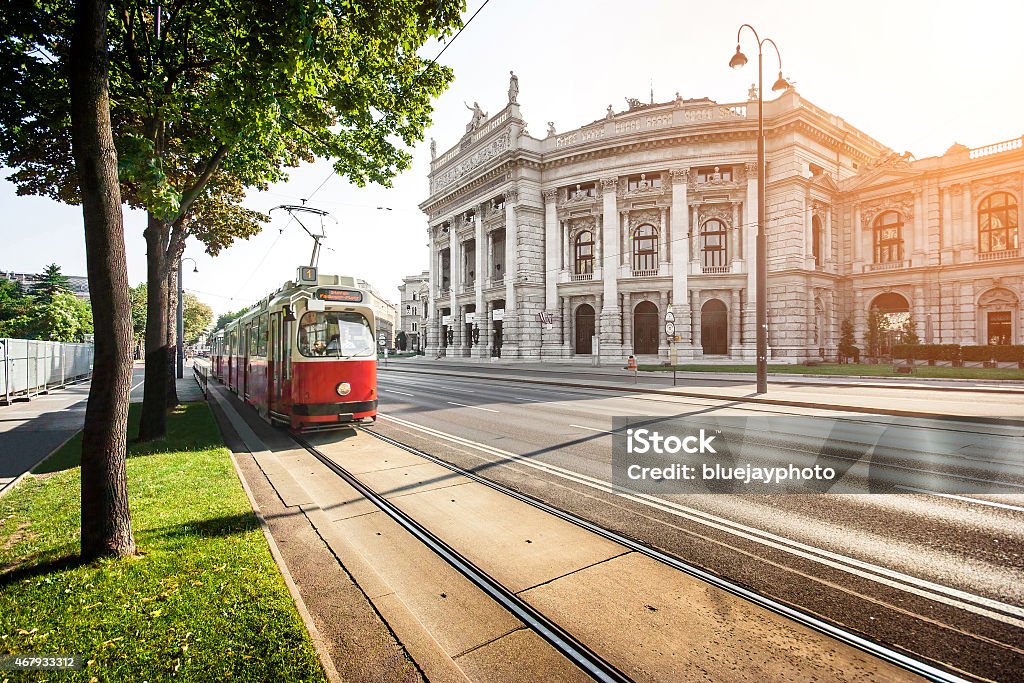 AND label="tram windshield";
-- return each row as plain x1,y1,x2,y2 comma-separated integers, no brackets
297,311,375,358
